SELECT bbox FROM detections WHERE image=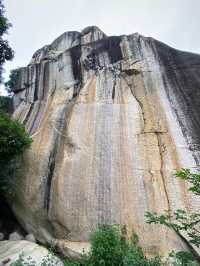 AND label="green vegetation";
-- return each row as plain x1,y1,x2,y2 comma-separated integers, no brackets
11,253,36,266
0,0,14,83
11,252,79,266
146,168,200,265
11,217,200,265
86,225,161,266
5,68,21,93
63,259,81,266
0,95,12,113
11,226,161,266
121,237,161,266
0,111,32,195
168,251,197,266
87,225,128,266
